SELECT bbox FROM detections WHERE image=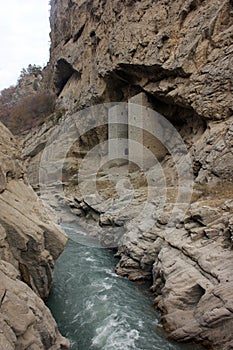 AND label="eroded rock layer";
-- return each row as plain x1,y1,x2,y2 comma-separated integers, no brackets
0,121,69,349
48,0,232,122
